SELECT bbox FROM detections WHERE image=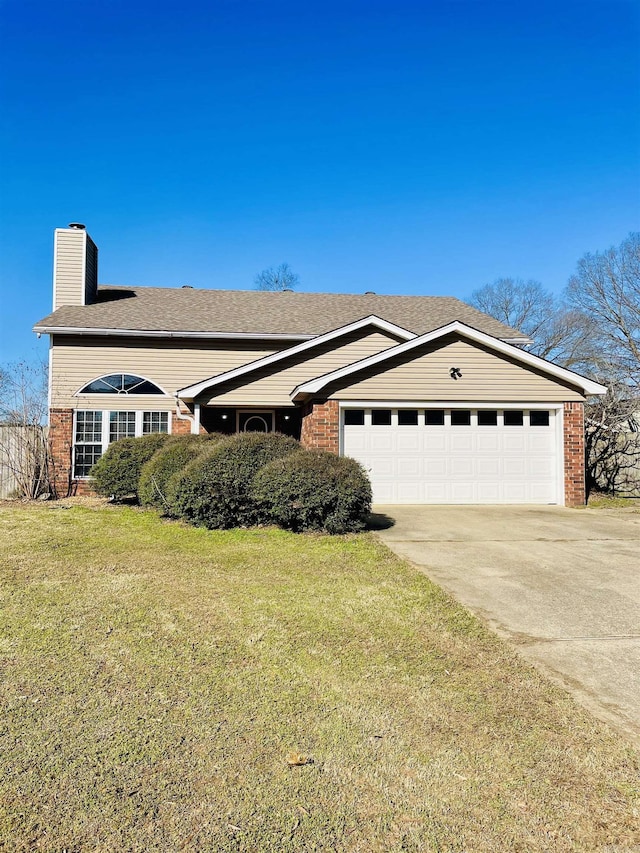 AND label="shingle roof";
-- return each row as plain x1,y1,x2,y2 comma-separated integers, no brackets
34,285,528,341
